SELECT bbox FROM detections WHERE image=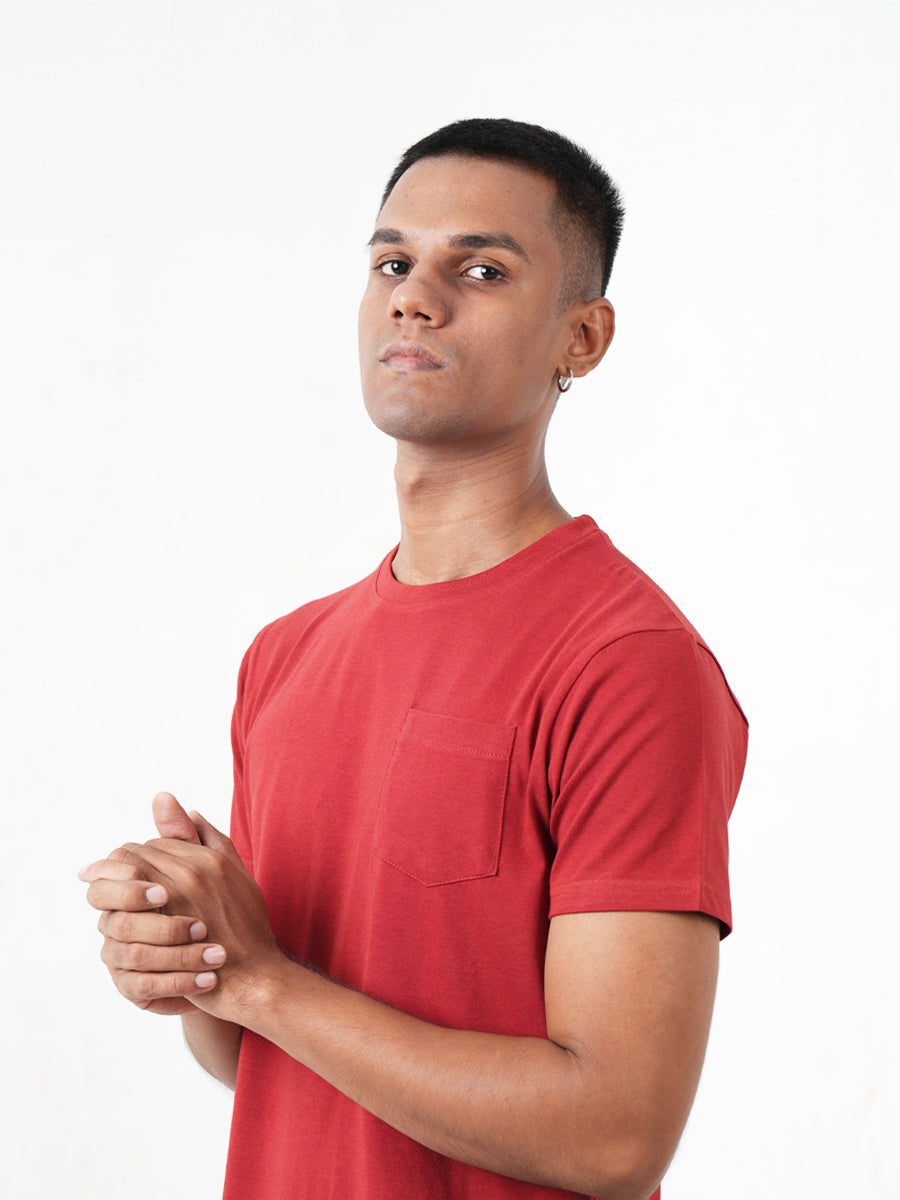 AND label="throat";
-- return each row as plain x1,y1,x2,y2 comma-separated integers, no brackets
392,457,571,584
